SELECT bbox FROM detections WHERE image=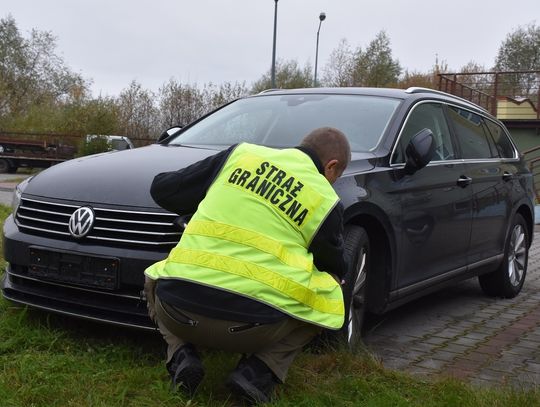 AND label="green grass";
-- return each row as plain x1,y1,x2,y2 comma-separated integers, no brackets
0,205,539,406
